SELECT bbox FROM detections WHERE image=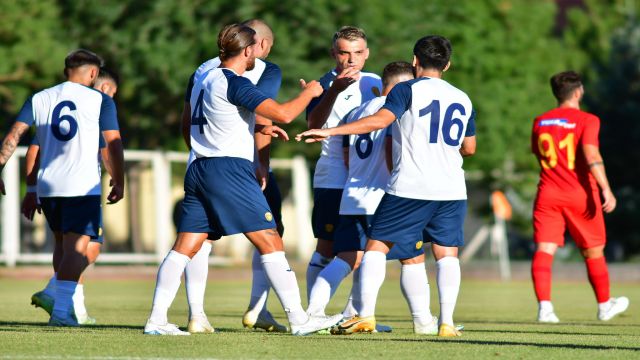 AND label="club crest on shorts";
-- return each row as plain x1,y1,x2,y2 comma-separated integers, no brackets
415,240,423,250
324,224,334,233
98,227,103,236
265,212,273,222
